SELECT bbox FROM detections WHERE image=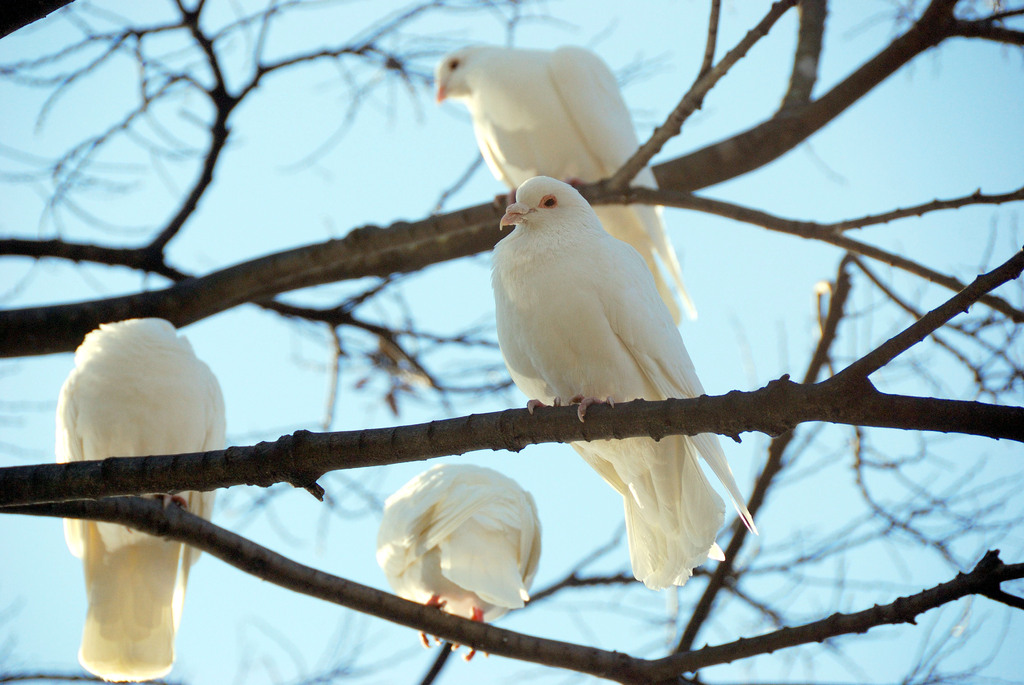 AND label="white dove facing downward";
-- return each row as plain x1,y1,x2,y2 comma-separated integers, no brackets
492,176,755,590
376,464,541,655
56,318,224,682
436,44,695,323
